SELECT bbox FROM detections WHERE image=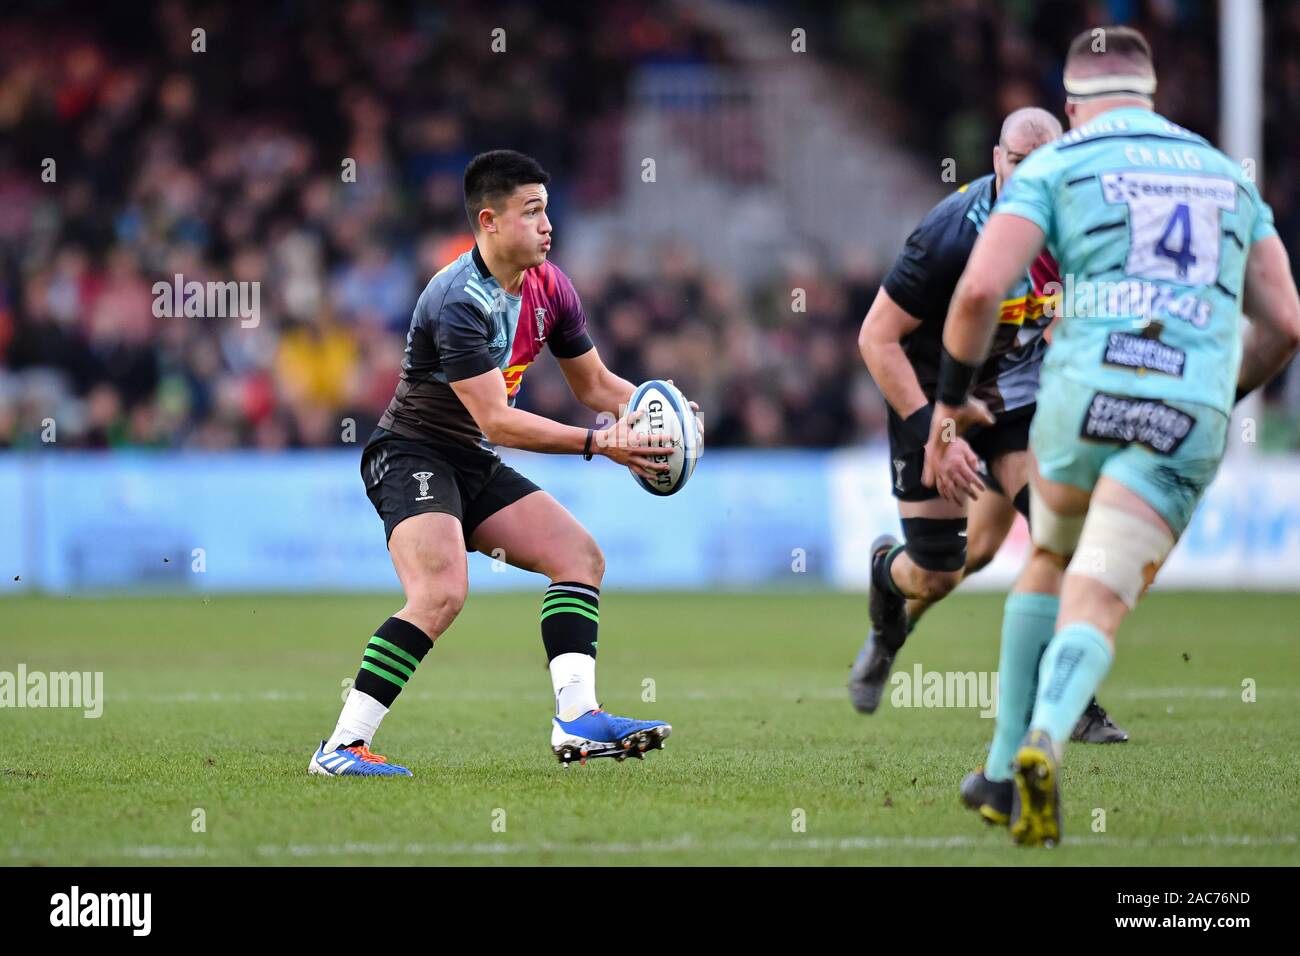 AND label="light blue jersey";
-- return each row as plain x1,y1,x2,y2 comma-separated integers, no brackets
995,107,1276,417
